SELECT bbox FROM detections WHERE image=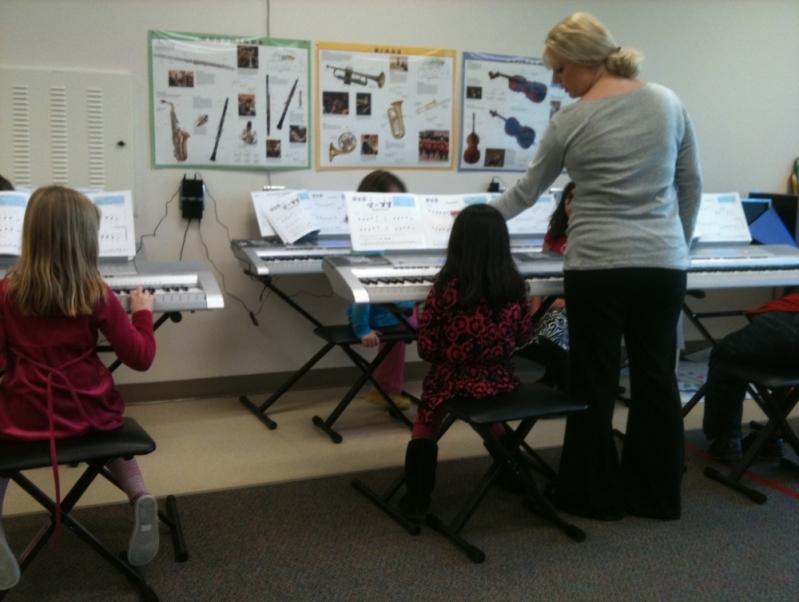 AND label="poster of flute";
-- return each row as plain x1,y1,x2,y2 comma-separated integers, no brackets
149,31,311,170
458,52,575,172
316,42,456,171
